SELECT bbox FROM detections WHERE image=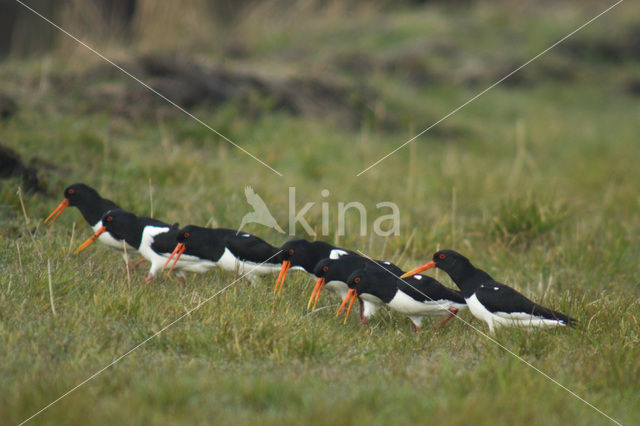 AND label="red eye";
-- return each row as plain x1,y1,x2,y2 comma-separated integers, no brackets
184,232,190,238
68,189,75,194
322,266,328,272
354,277,360,284
289,249,294,255
106,216,113,222
439,253,446,260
